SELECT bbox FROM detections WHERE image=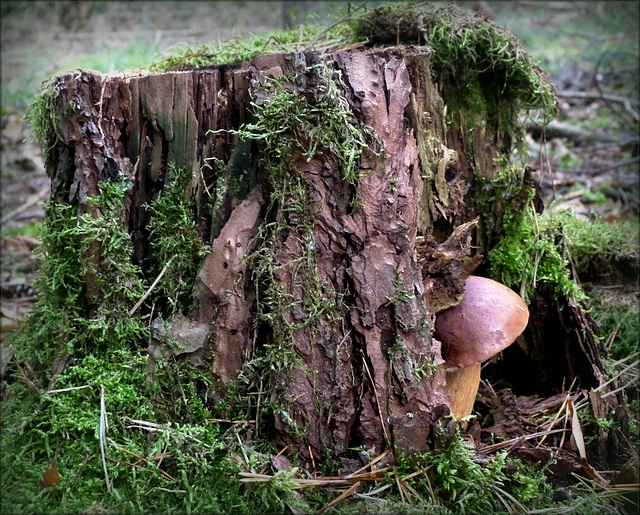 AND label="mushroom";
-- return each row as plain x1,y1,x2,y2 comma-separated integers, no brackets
434,275,529,419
